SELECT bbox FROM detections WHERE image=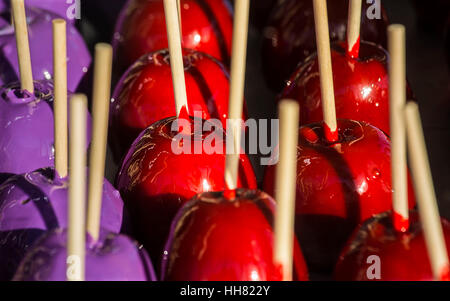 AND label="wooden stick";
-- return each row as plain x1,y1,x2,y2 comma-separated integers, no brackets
388,25,409,232
273,99,300,281
405,102,449,281
347,0,362,58
53,19,68,178
313,0,337,142
11,0,34,93
177,0,182,36
163,0,188,116
67,94,87,281
224,0,250,190
86,44,113,242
